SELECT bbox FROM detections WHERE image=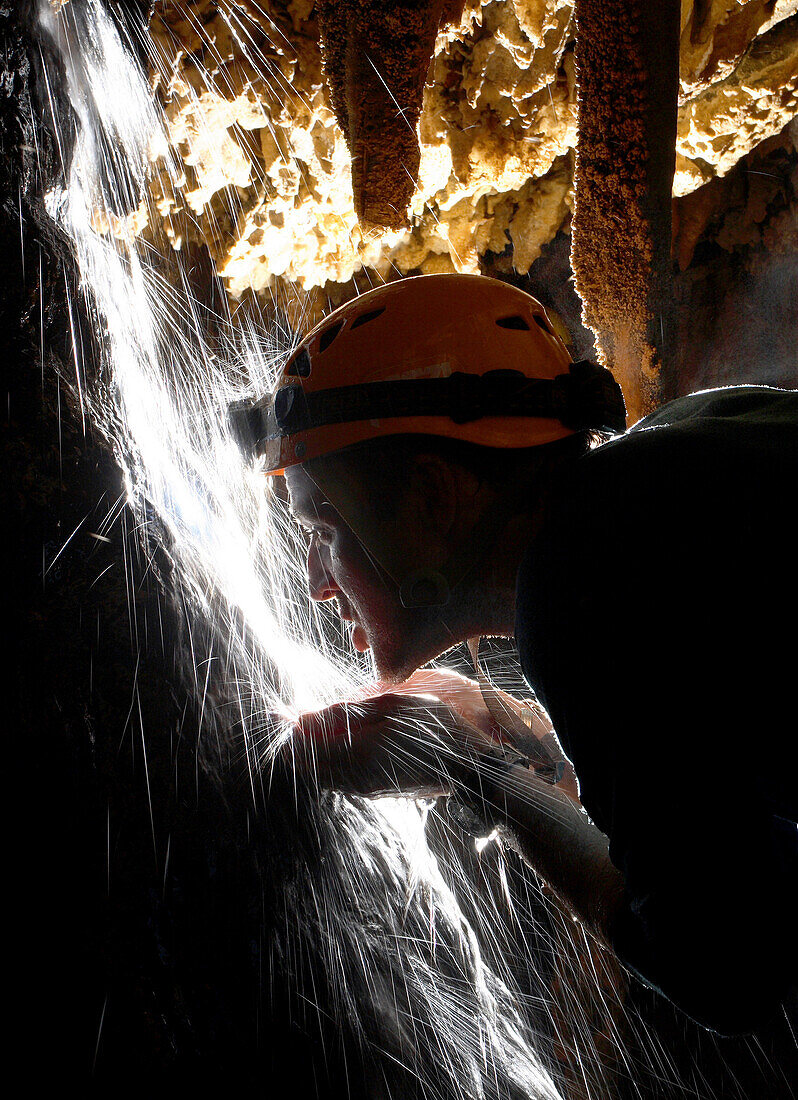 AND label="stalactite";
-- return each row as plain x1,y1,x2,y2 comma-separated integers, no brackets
145,2,797,301
316,0,462,226
570,0,680,421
